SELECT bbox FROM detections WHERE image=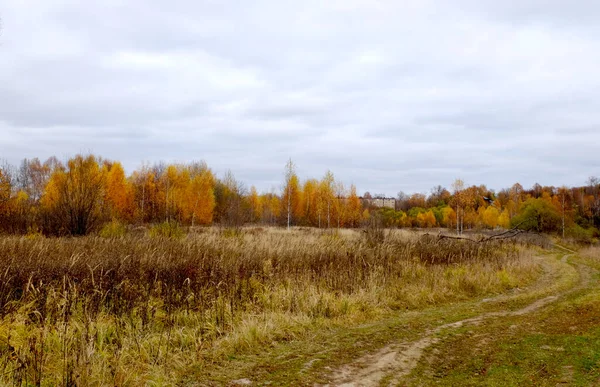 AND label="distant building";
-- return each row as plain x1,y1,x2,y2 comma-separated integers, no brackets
361,197,396,209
